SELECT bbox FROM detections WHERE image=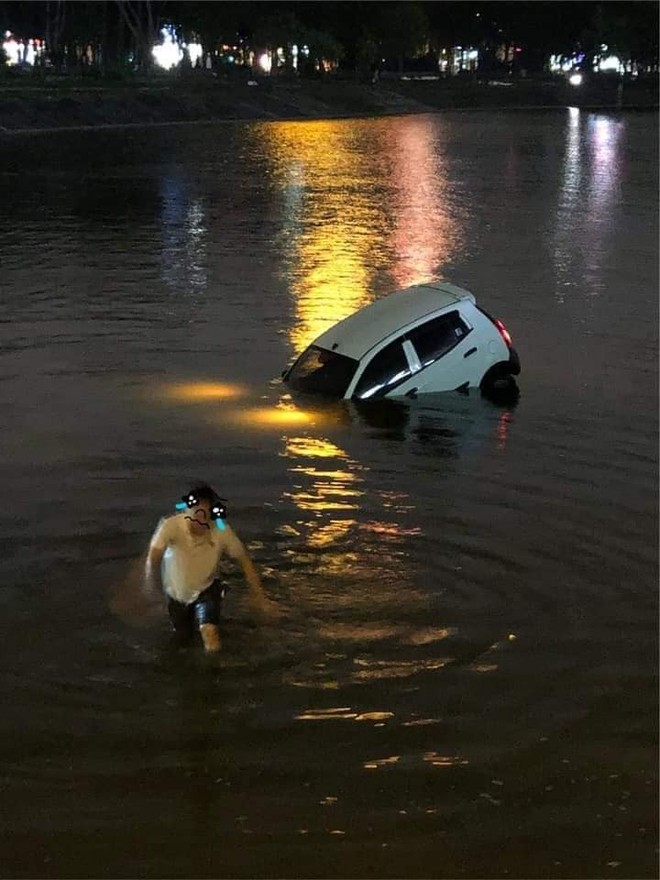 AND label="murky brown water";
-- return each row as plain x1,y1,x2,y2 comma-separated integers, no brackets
0,110,657,879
